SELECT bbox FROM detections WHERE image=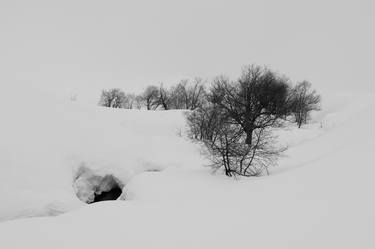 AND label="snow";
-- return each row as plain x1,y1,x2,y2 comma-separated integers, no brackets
73,166,125,203
0,84,201,221
0,86,375,249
